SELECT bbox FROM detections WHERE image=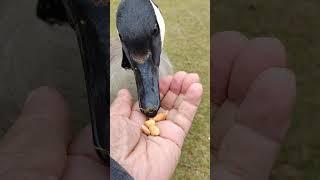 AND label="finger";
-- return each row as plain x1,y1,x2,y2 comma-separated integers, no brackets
211,31,248,105
228,38,287,105
180,82,203,107
215,68,296,180
159,83,203,147
161,71,187,109
128,75,178,124
110,89,133,117
211,100,237,156
63,126,105,180
159,75,173,100
130,102,147,125
169,71,187,94
172,73,200,109
171,83,203,126
237,68,296,142
214,124,279,180
181,73,200,94
0,86,70,178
